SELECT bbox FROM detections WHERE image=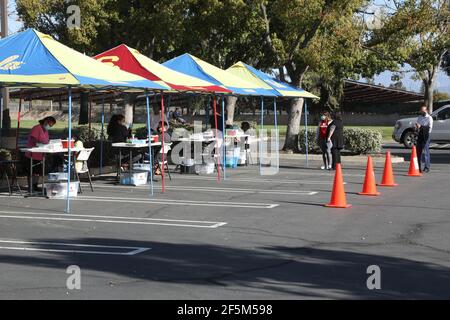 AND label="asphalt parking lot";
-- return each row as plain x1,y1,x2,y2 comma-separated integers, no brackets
0,144,449,299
